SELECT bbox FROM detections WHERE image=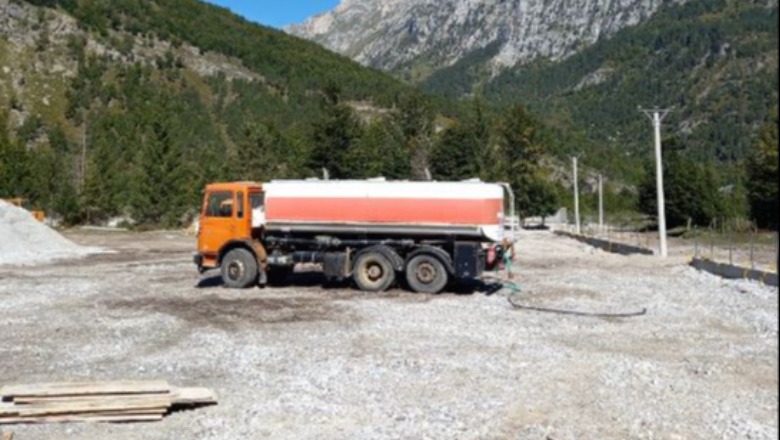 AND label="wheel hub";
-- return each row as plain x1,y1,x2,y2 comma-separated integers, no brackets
366,263,384,282
227,260,244,280
416,262,436,284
